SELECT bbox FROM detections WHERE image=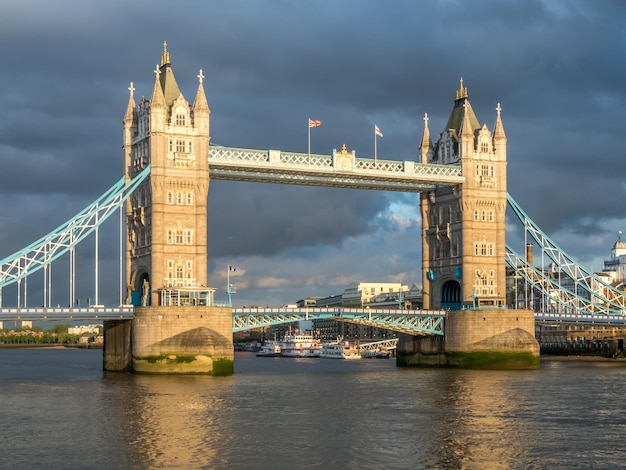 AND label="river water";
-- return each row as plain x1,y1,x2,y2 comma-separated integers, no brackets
0,348,624,469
